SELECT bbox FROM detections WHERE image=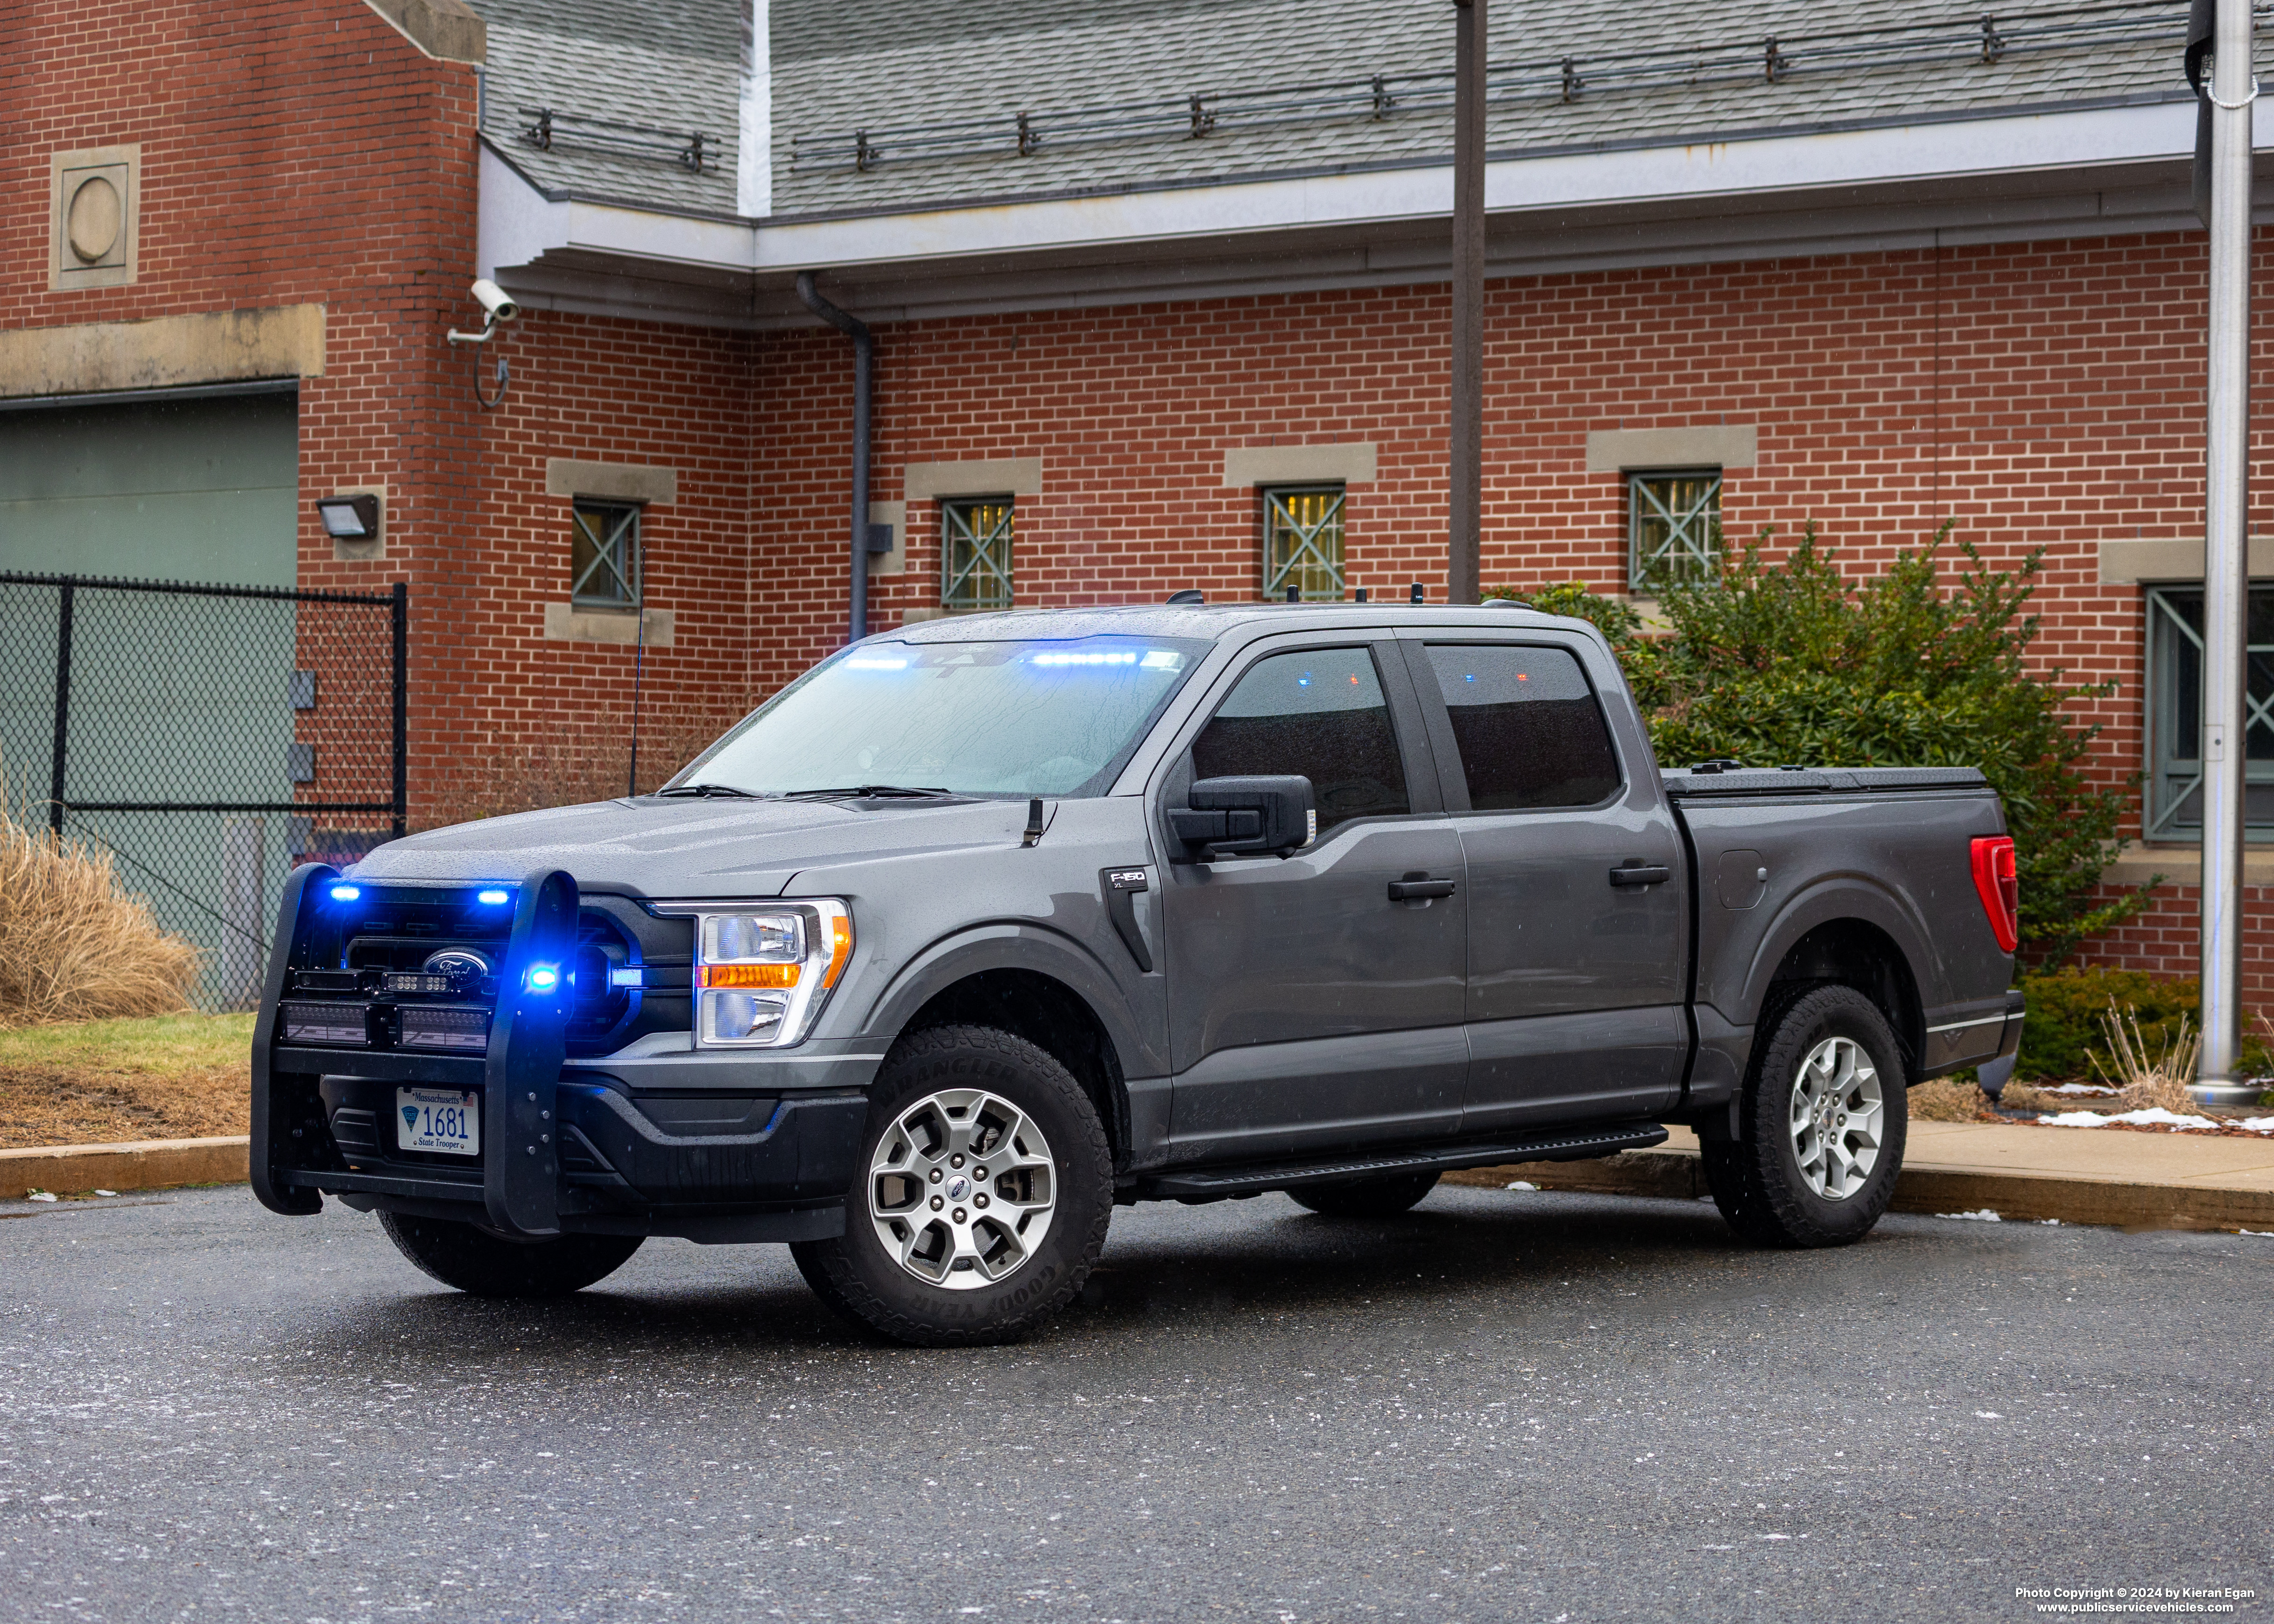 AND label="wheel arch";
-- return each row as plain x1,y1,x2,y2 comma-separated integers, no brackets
859,928,1140,1170
1760,914,1927,1080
